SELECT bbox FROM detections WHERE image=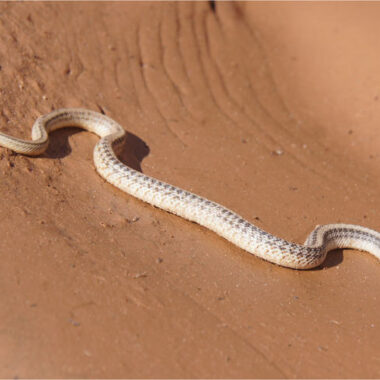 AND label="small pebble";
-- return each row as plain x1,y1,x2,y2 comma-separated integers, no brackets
272,149,284,156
